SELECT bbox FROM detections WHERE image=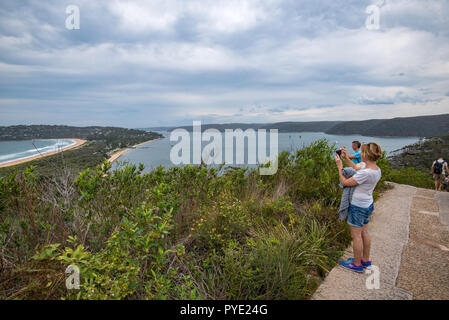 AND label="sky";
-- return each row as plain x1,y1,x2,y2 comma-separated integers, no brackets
0,0,448,128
